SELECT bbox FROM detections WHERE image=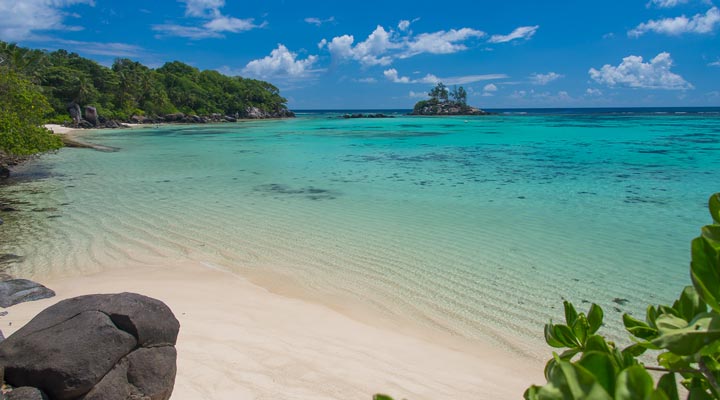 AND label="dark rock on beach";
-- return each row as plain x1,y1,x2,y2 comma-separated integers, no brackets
5,386,48,400
0,292,179,400
411,102,491,116
0,279,55,308
84,106,99,127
